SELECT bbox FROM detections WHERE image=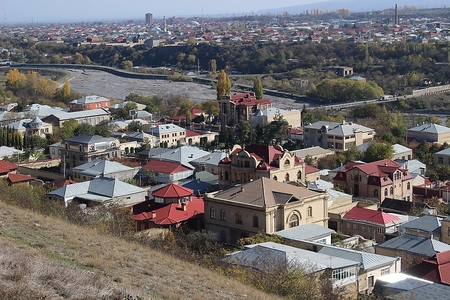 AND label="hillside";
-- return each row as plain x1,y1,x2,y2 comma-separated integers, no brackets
0,201,277,300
